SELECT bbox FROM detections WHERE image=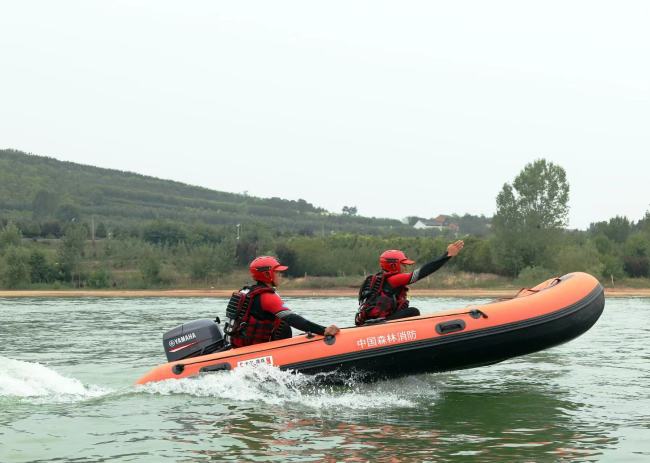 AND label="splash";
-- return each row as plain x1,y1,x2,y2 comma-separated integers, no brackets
0,356,111,403
137,363,439,410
